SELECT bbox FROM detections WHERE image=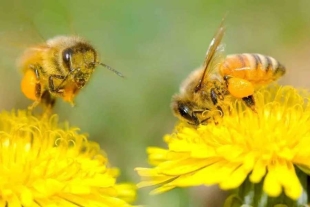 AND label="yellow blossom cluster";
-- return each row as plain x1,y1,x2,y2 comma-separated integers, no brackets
0,110,136,206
